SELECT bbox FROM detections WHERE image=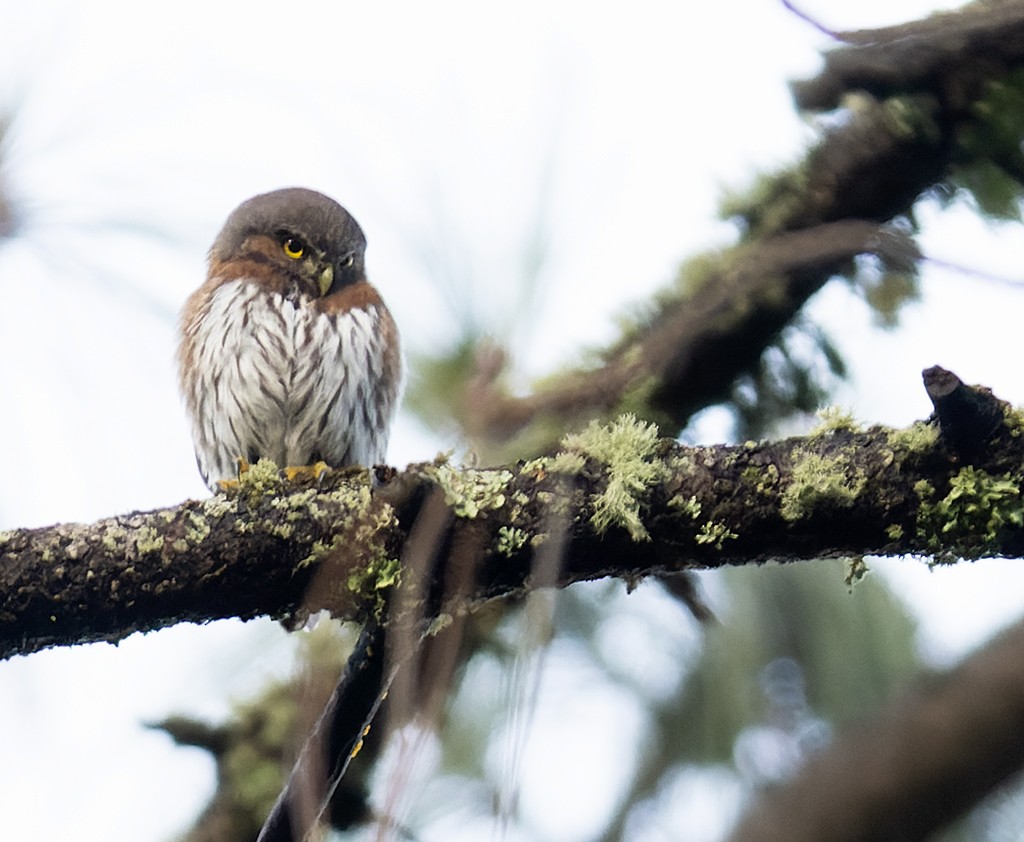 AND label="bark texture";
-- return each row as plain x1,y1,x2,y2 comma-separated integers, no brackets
2,371,1021,661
